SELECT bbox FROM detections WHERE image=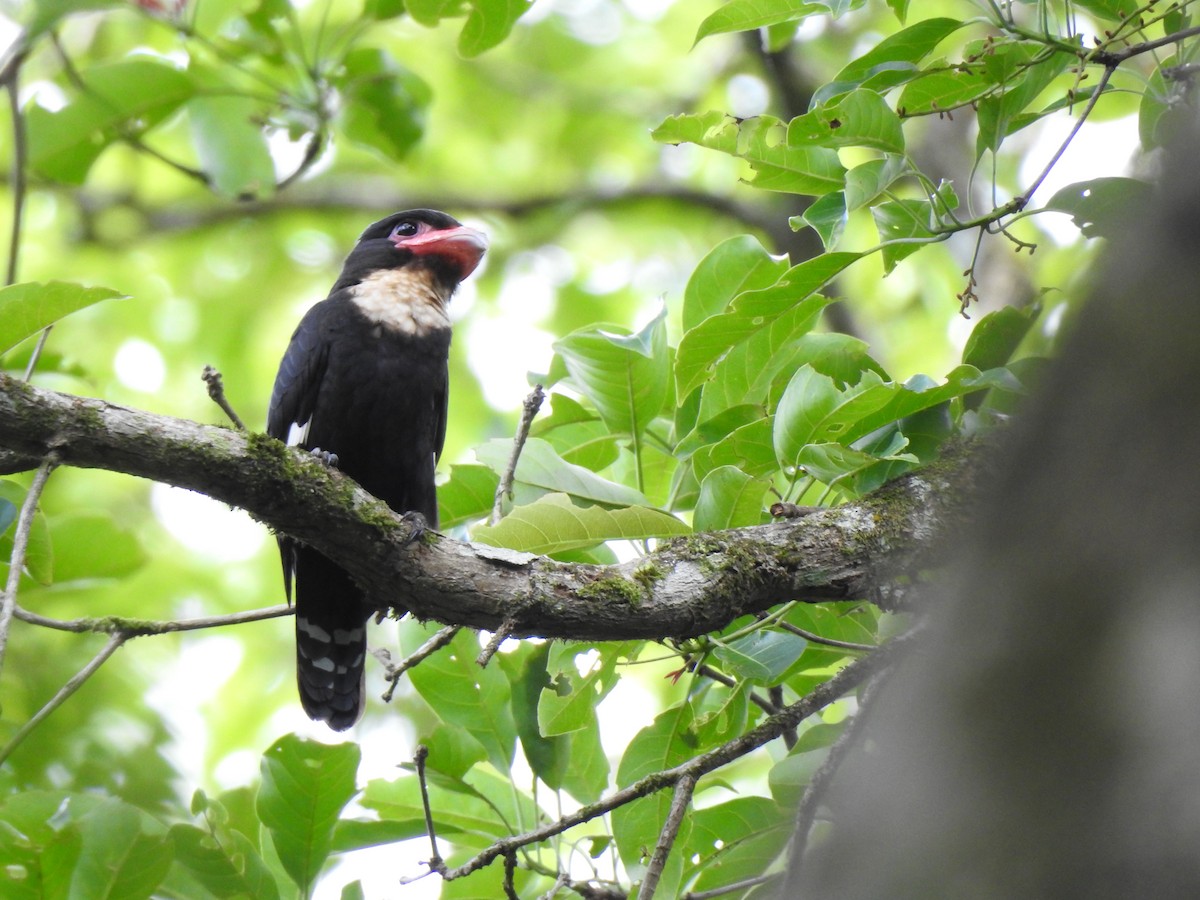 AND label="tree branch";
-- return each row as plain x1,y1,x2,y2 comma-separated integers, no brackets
0,375,989,640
